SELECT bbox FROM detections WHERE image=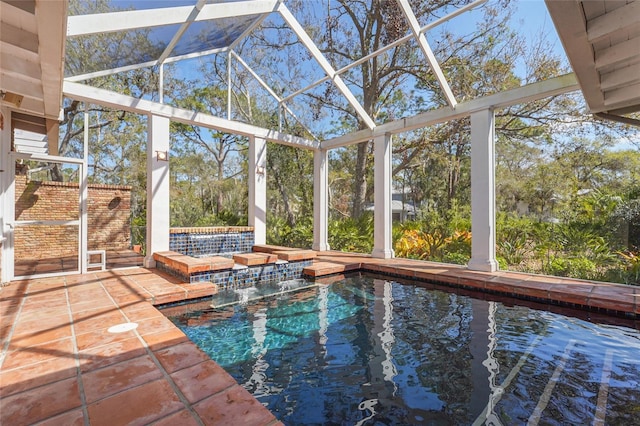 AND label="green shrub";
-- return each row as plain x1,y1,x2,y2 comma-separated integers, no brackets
328,213,374,253
549,256,597,280
441,252,469,266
